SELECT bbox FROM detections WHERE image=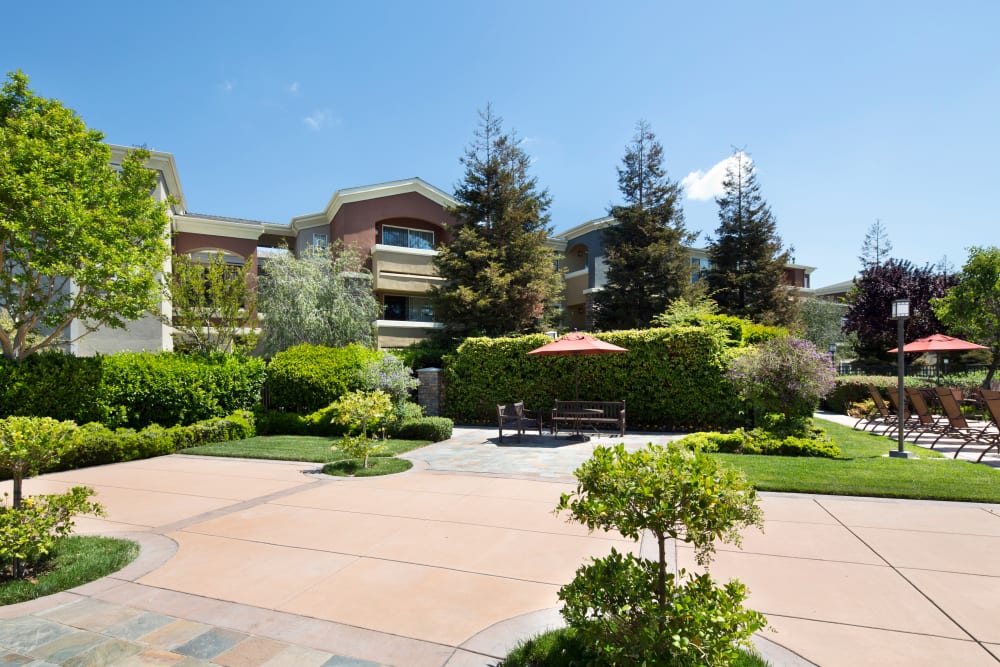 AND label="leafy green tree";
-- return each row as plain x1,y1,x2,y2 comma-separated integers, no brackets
0,416,76,509
332,390,393,468
164,252,257,354
430,106,562,337
257,244,380,355
932,246,1000,386
795,297,852,361
0,71,171,361
706,151,793,325
556,443,765,665
843,258,956,359
594,121,695,329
